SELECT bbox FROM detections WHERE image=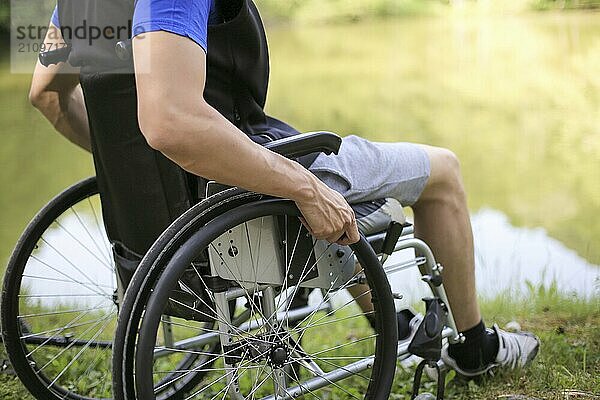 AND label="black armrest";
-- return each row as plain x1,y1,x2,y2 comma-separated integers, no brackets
39,45,71,67
204,132,341,198
263,131,342,158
